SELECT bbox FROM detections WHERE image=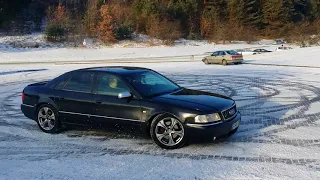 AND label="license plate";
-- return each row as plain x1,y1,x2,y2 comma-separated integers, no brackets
232,120,240,130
